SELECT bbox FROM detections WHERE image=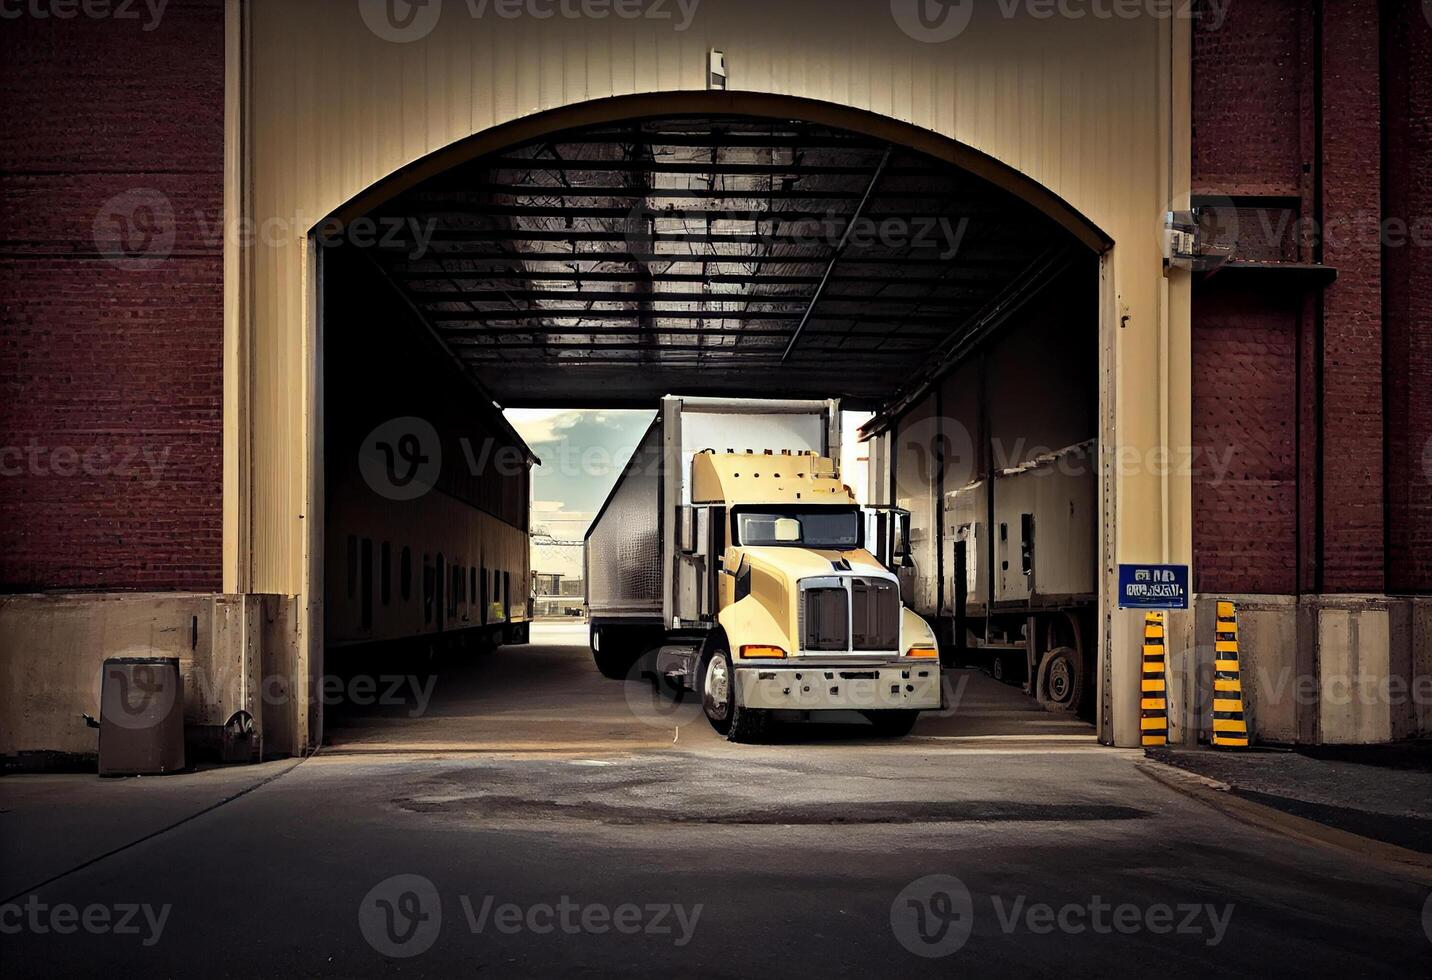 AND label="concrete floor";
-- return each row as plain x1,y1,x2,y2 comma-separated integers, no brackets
2,623,1429,976
1148,745,1432,854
